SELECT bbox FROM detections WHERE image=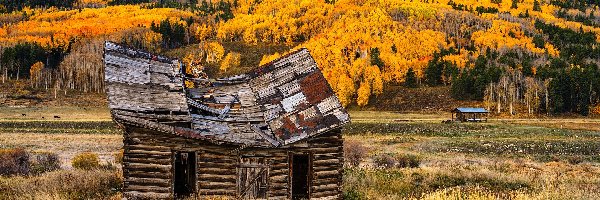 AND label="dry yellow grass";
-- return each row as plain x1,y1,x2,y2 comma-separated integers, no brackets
0,132,122,168
343,124,600,199
0,108,598,199
0,169,122,200
0,106,111,122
